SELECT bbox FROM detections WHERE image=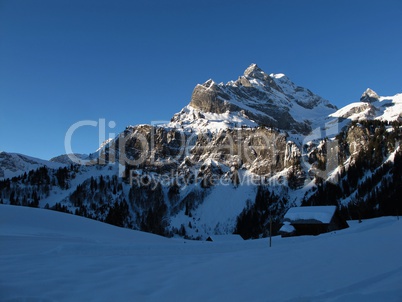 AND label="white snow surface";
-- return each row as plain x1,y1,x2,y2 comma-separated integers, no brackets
278,221,296,234
330,93,402,122
166,105,258,133
170,180,257,238
1,204,402,302
284,205,337,224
